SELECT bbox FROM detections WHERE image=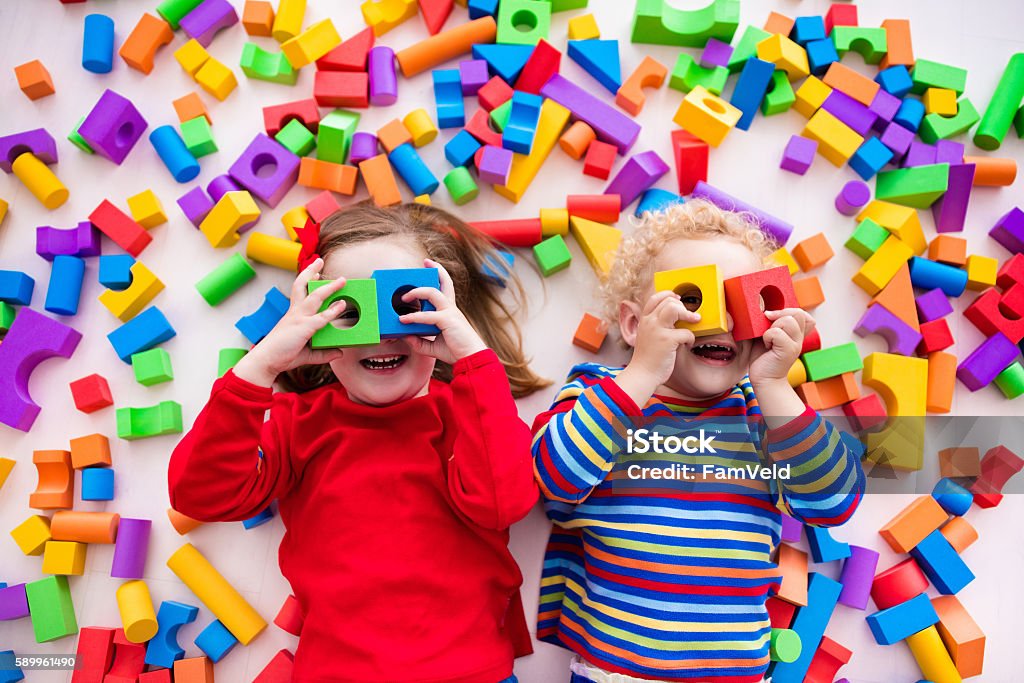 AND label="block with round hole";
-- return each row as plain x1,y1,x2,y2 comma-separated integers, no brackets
723,265,799,341
371,268,441,339
653,264,727,337
496,0,551,46
308,279,380,349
